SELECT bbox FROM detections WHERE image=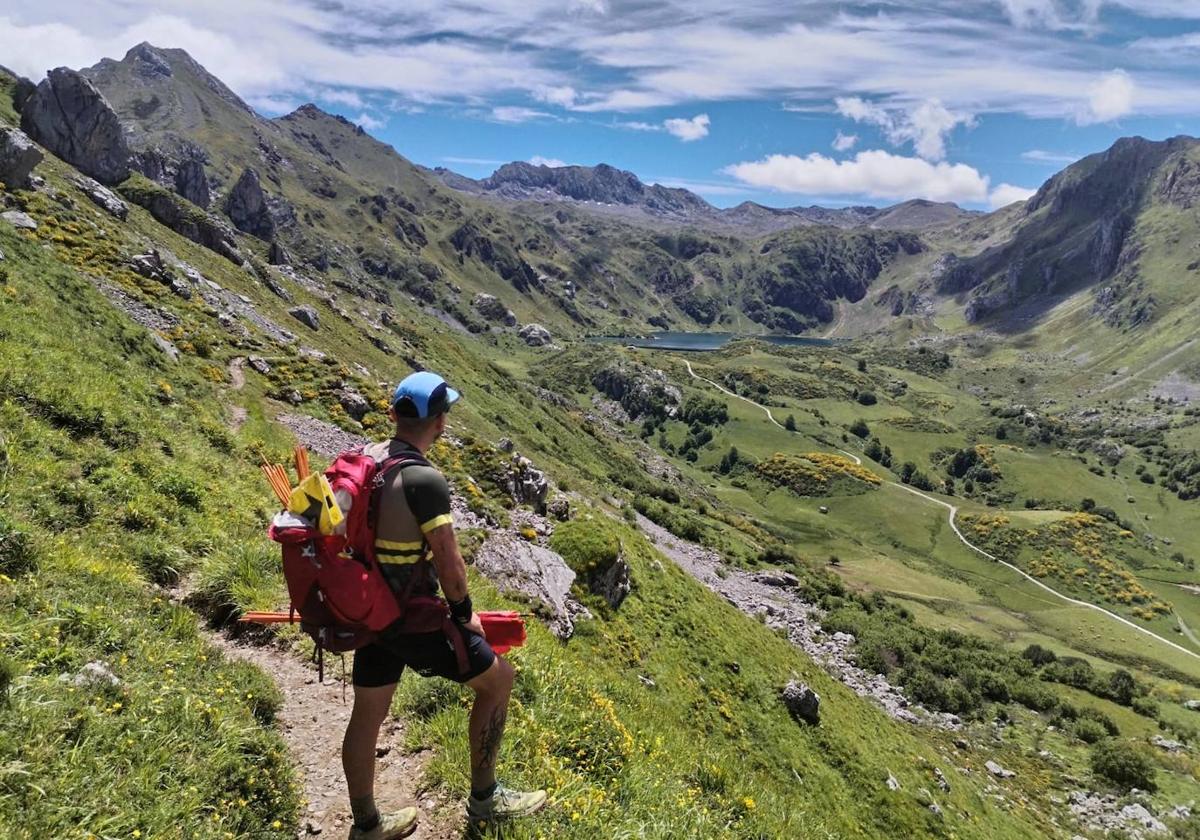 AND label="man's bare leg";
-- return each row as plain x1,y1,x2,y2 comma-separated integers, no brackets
343,683,398,831
466,657,514,793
